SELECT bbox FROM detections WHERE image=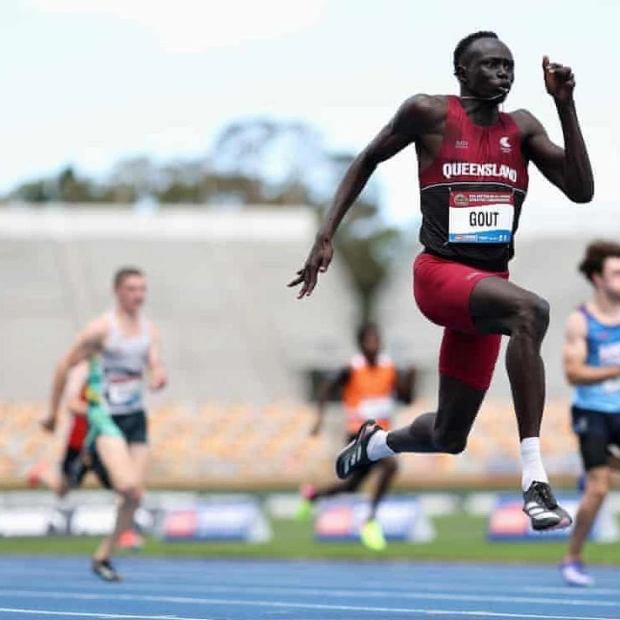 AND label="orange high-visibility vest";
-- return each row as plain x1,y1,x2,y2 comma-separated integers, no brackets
342,354,397,434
